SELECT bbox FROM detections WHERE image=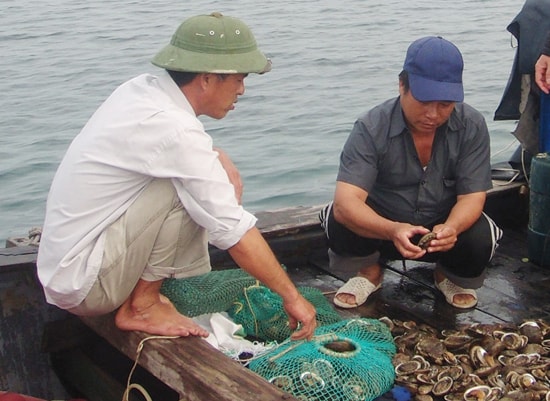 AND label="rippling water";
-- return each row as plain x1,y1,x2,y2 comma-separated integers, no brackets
0,0,523,243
